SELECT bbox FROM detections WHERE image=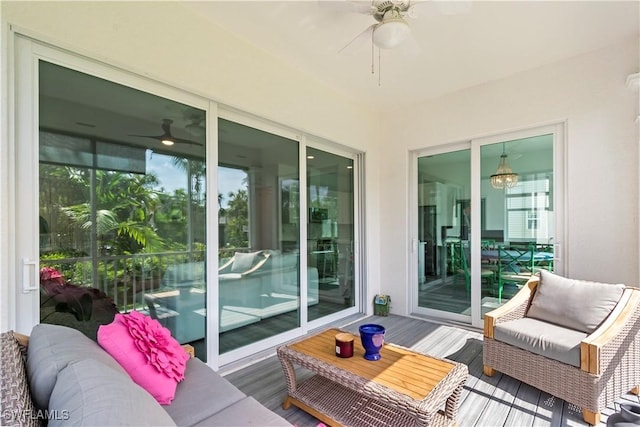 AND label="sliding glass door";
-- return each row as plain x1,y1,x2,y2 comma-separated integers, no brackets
16,39,210,358
217,118,300,354
479,135,555,317
416,148,472,316
412,125,564,326
15,36,364,366
306,147,355,321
